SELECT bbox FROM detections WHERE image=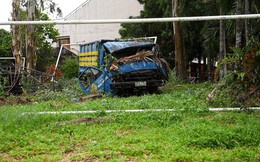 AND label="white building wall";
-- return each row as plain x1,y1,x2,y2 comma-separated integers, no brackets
56,0,143,45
